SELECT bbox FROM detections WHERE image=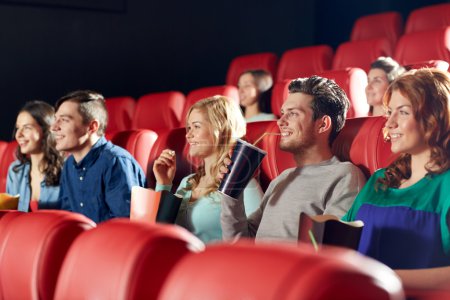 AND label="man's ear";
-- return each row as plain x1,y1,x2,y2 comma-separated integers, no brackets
317,115,332,134
88,119,100,134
